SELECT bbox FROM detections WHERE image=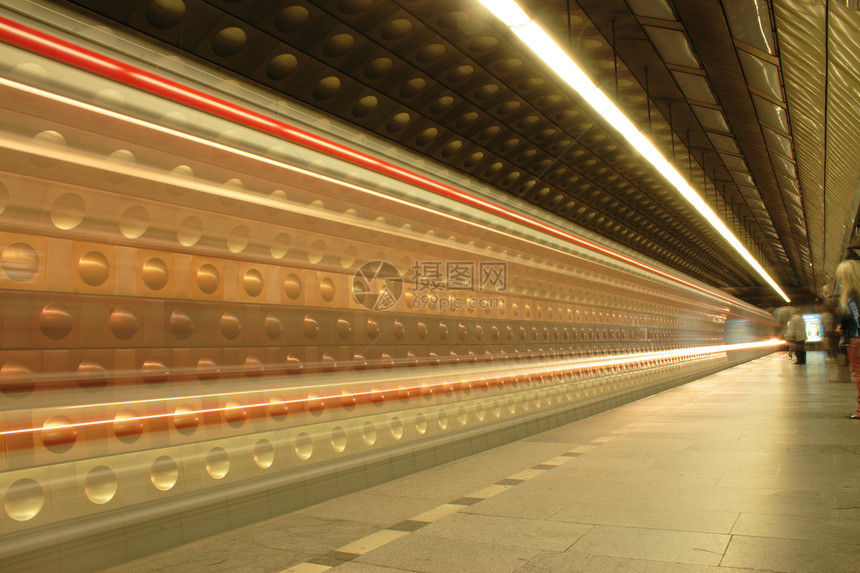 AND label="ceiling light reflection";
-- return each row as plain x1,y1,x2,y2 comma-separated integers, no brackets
474,0,790,303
